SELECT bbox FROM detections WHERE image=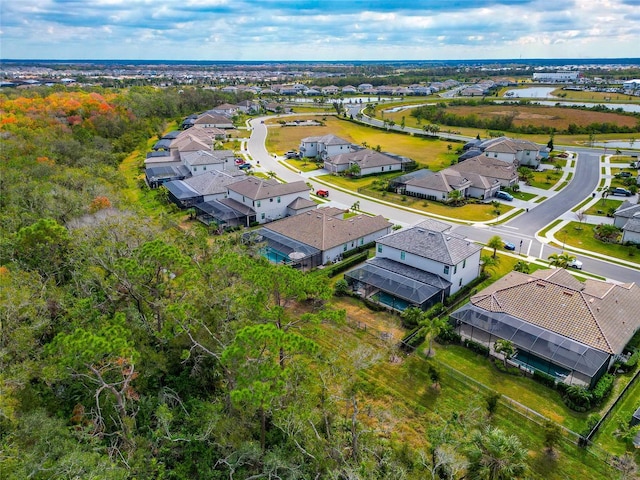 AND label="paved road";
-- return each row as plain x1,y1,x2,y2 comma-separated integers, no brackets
246,117,640,284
